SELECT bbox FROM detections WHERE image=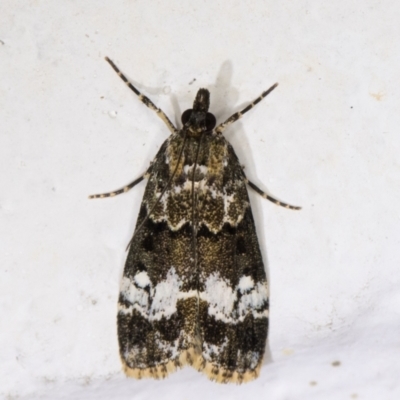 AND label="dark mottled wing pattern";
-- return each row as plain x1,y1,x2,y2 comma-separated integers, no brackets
118,132,268,383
